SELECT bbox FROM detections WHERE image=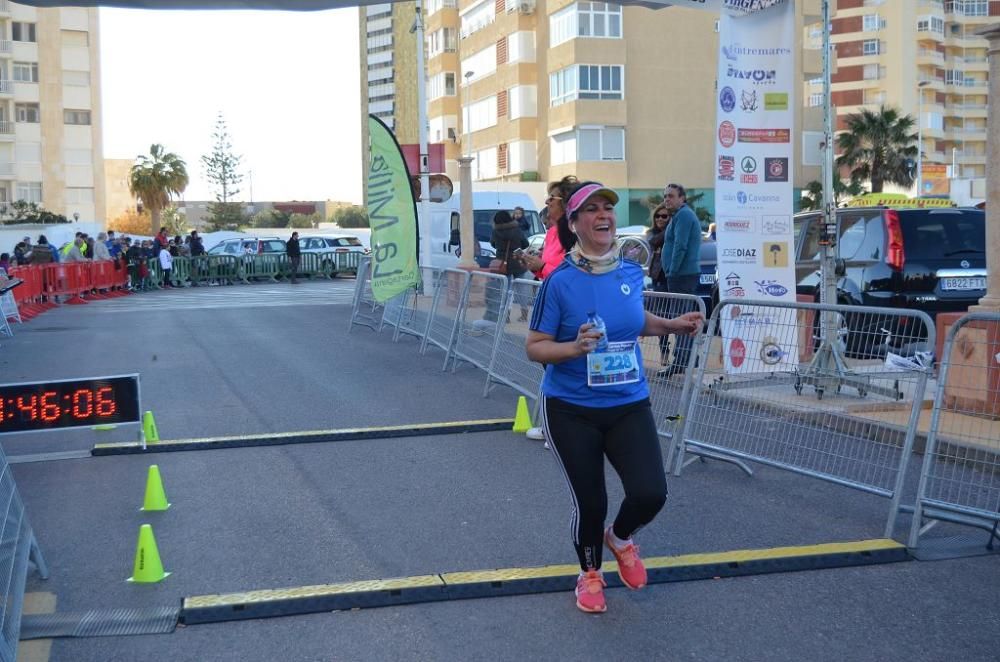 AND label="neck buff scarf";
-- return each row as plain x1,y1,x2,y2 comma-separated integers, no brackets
567,244,621,275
